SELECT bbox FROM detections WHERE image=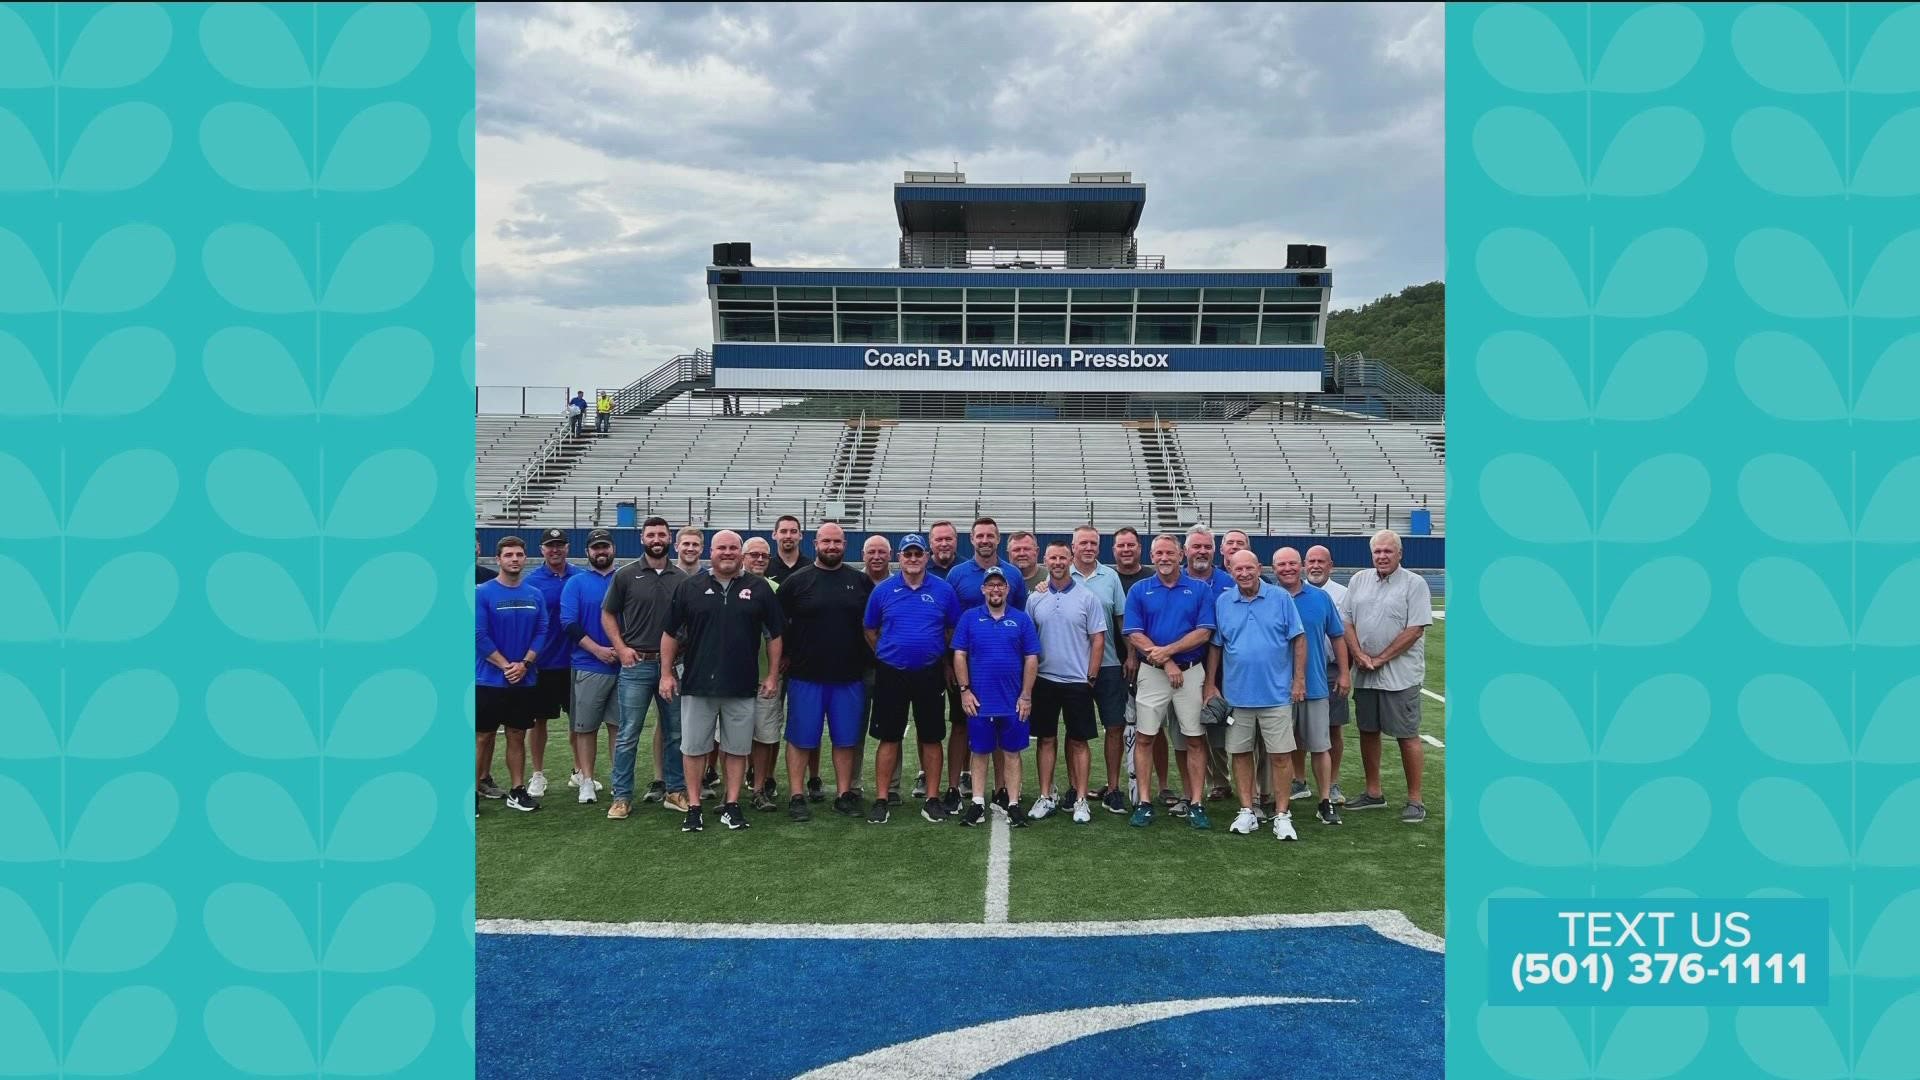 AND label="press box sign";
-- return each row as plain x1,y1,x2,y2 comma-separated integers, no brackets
863,348,1173,369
